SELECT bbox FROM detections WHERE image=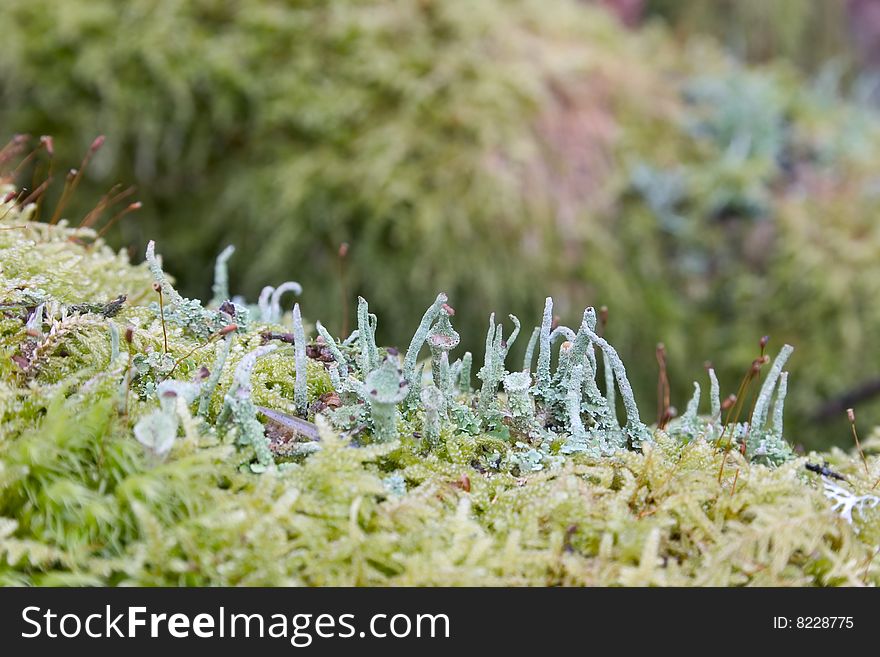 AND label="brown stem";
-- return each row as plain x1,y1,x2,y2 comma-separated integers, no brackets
847,408,870,477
